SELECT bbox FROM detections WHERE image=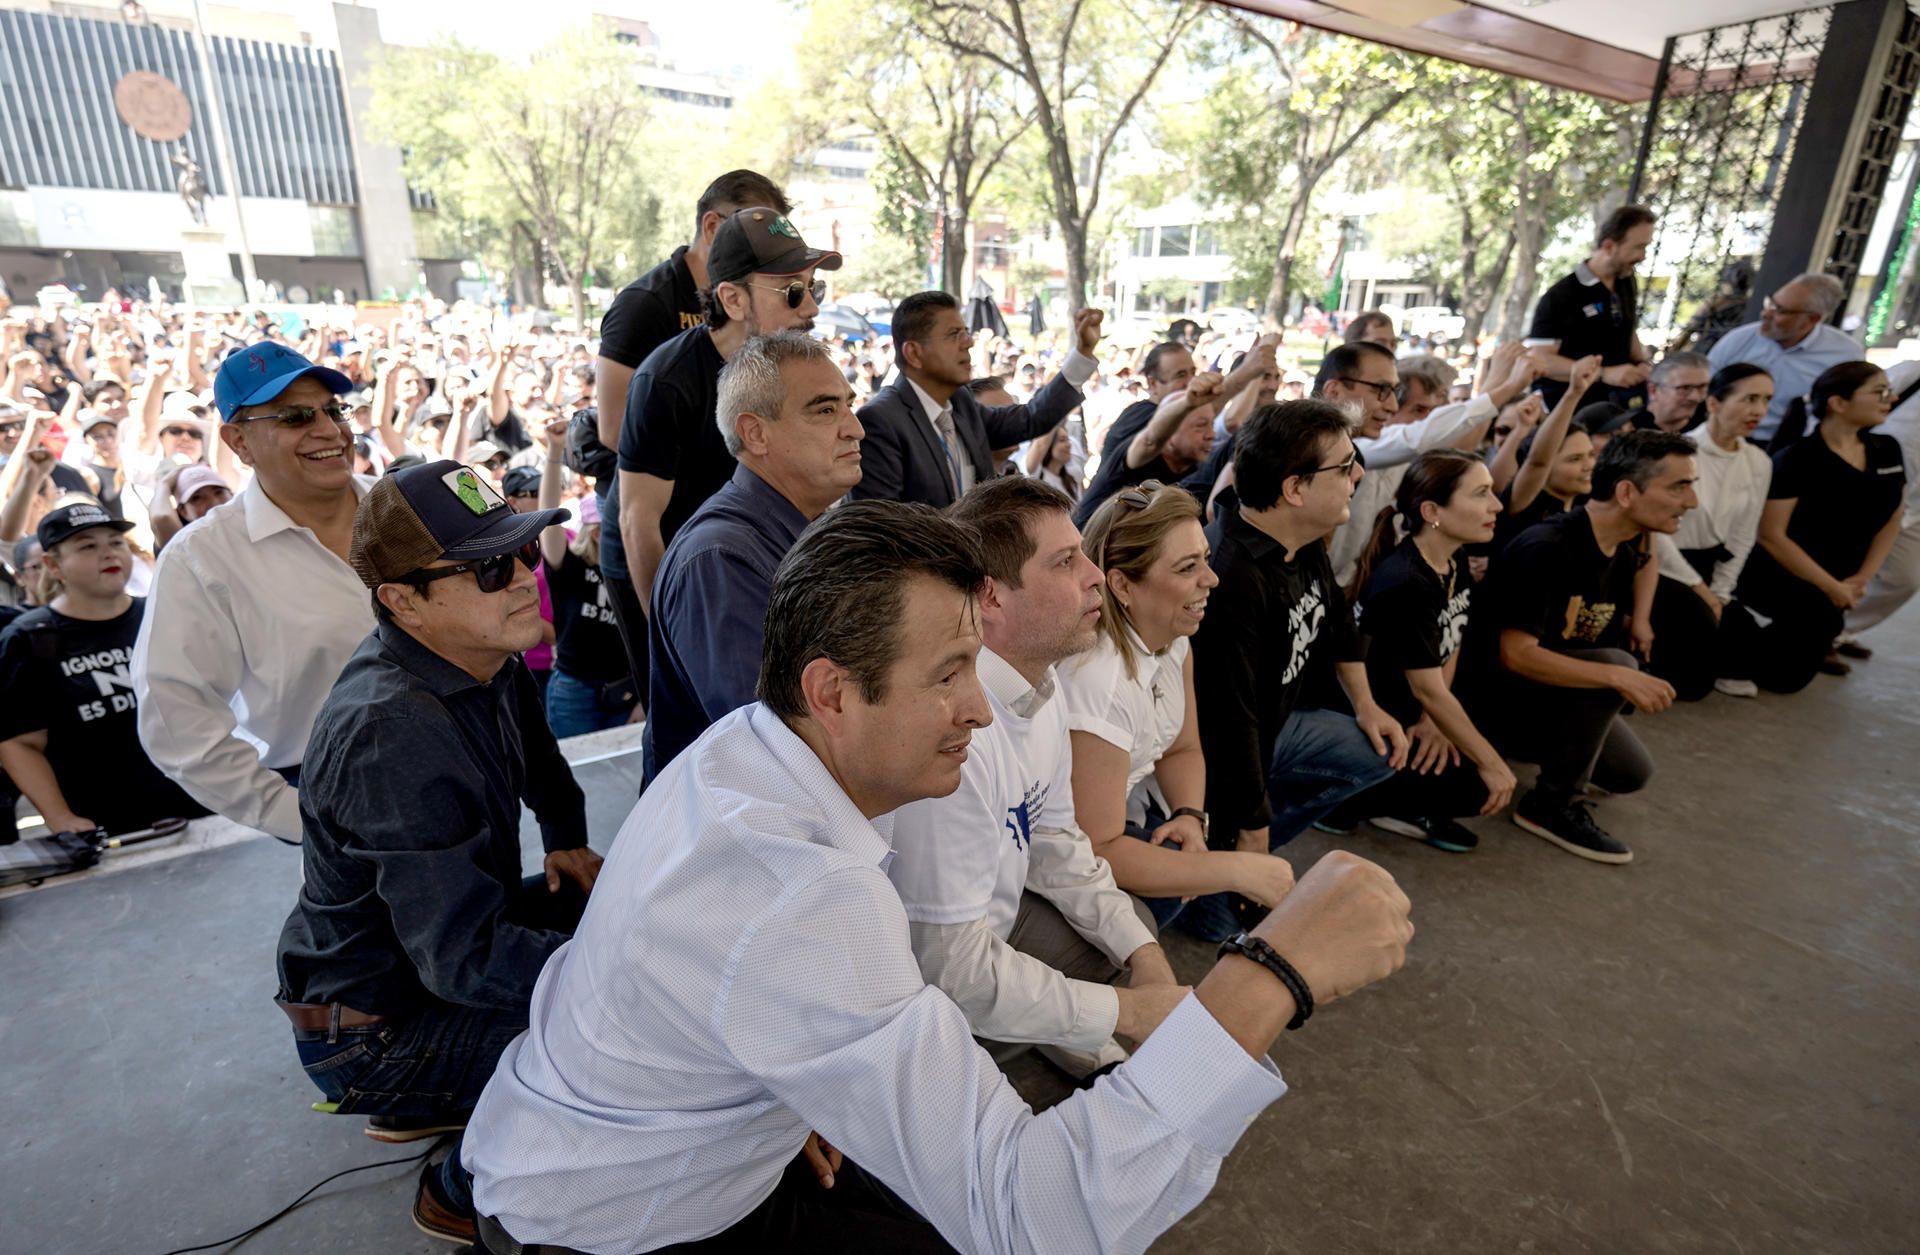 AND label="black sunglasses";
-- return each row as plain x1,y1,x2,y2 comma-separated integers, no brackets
393,541,539,594
752,278,827,309
0,421,23,436
1117,479,1169,509
162,424,202,438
